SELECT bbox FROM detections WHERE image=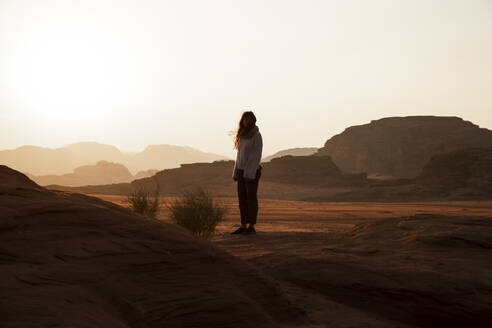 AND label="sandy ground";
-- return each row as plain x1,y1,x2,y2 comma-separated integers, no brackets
98,195,492,327
97,195,492,233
